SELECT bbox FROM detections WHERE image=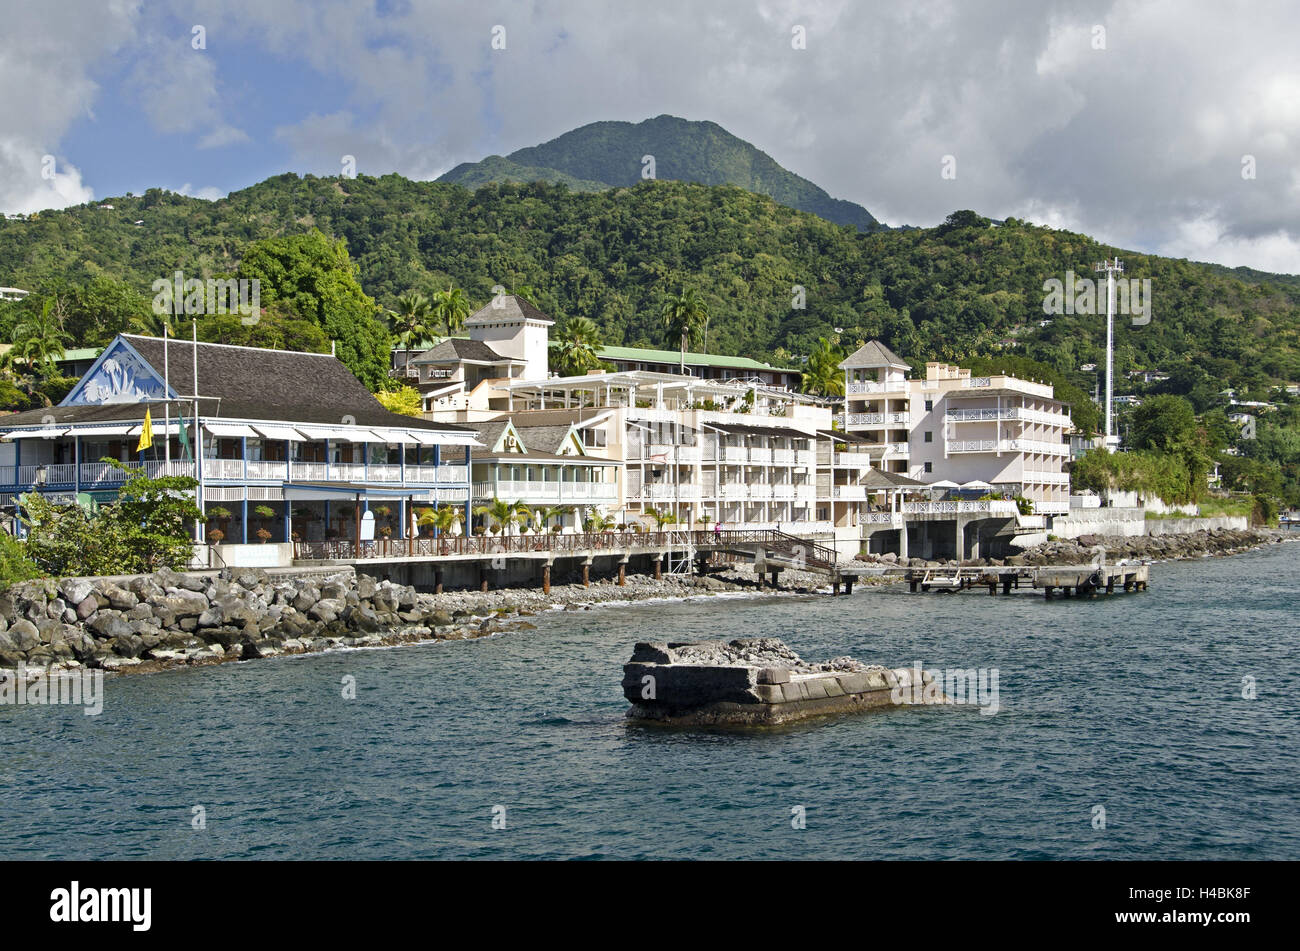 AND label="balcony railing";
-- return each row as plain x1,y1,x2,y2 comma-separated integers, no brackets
474,479,618,502
1,460,199,489
0,458,473,490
